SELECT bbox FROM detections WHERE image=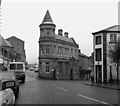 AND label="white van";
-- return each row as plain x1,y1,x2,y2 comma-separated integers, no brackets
8,62,26,83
